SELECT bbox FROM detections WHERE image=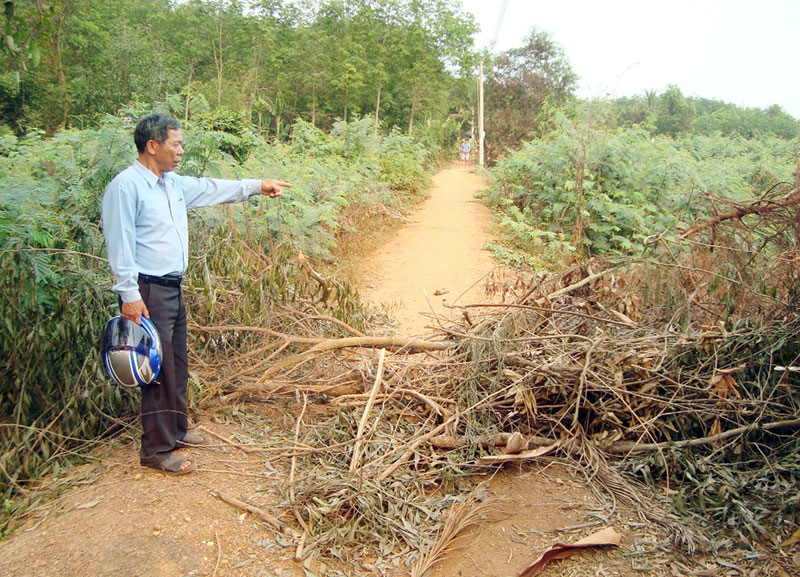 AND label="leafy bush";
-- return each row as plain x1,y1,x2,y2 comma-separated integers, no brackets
484,107,800,262
0,121,136,520
0,113,435,530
